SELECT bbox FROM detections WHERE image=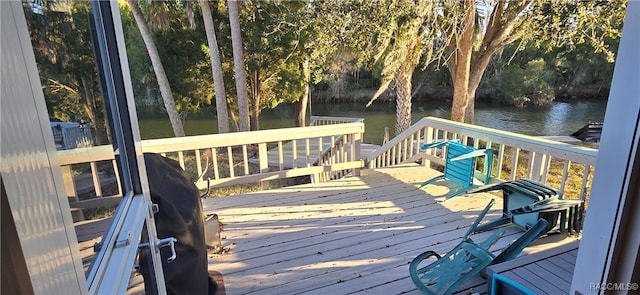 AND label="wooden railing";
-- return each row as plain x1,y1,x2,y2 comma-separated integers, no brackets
314,132,362,182
58,123,365,220
59,116,598,221
308,116,365,181
366,117,598,201
310,115,364,126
